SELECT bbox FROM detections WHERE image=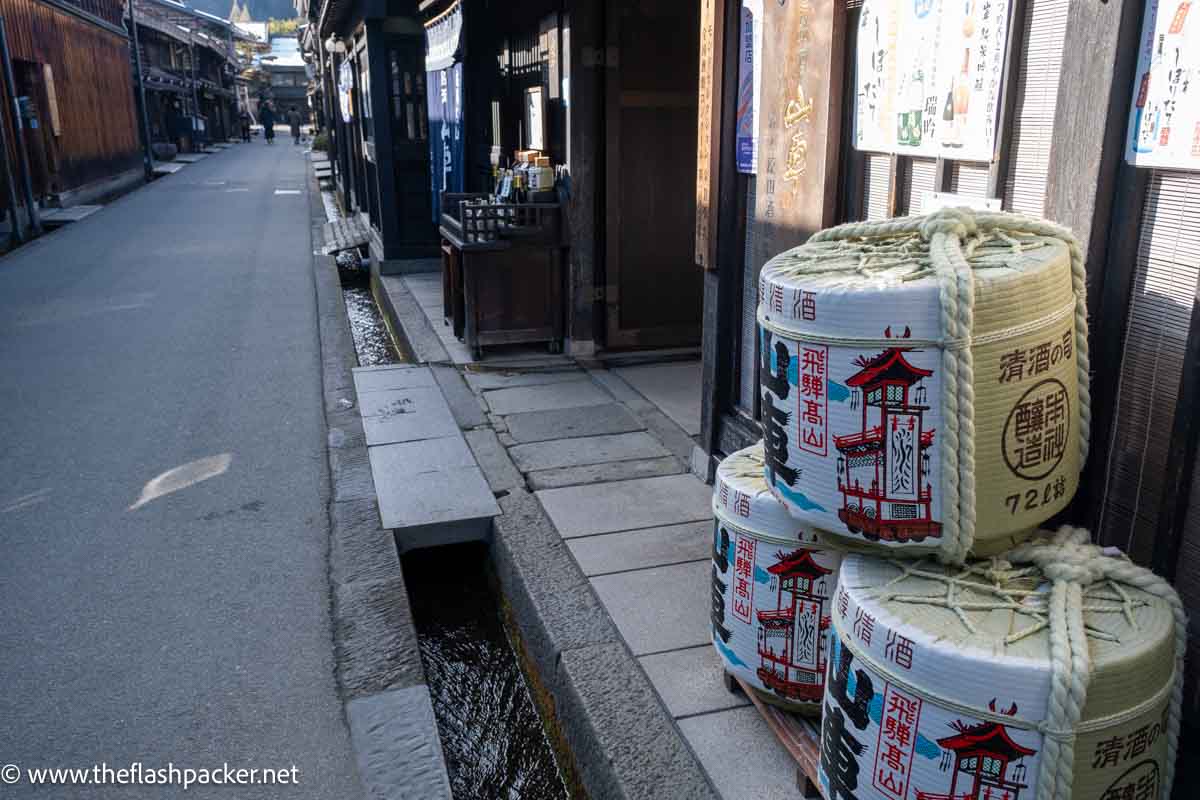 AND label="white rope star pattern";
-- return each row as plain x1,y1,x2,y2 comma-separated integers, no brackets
853,527,1184,800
